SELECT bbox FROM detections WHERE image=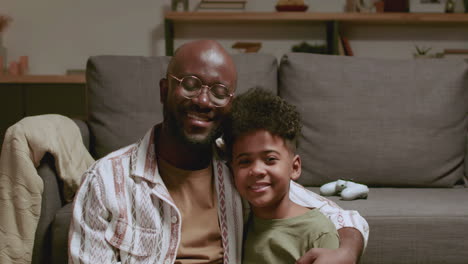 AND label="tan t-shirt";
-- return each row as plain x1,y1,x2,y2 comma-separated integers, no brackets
158,158,223,264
